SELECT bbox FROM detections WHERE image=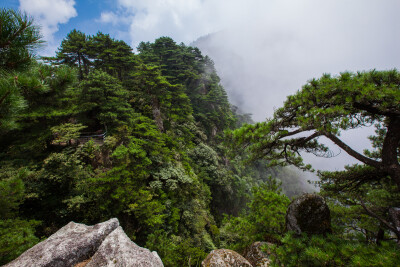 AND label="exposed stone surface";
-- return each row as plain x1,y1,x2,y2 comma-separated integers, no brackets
5,218,119,267
243,242,272,267
86,226,164,267
74,259,91,267
202,249,252,267
4,218,164,267
285,193,331,235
